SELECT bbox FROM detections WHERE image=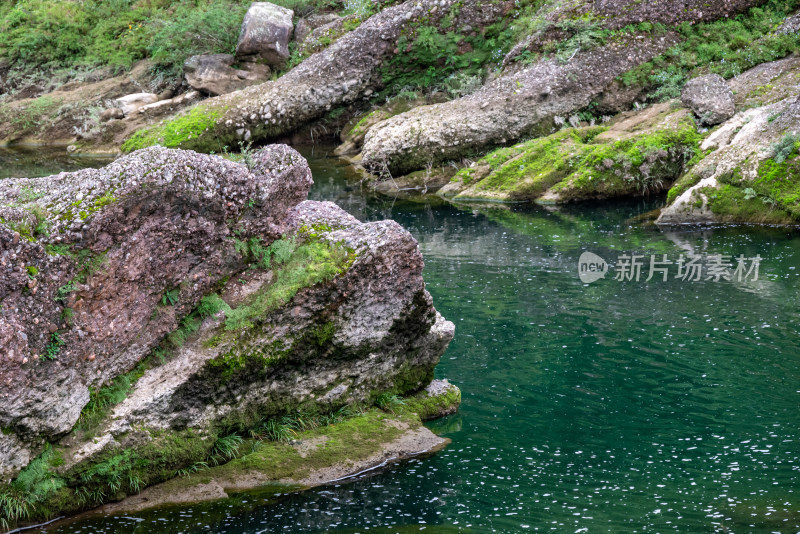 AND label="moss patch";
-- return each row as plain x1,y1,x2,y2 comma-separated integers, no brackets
121,104,225,153
454,117,702,202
